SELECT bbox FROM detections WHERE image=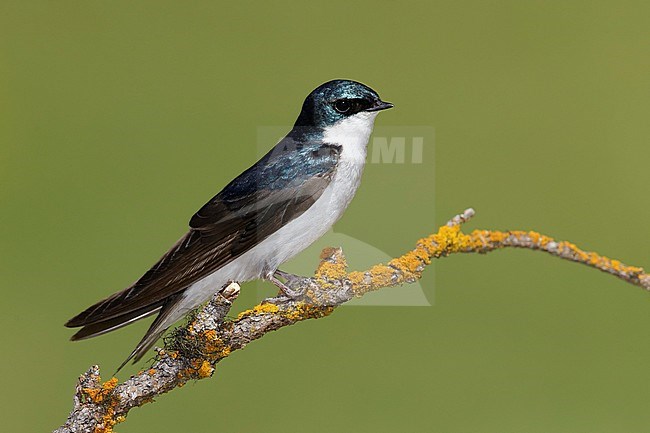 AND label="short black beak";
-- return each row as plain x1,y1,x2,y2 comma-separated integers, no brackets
366,100,394,112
